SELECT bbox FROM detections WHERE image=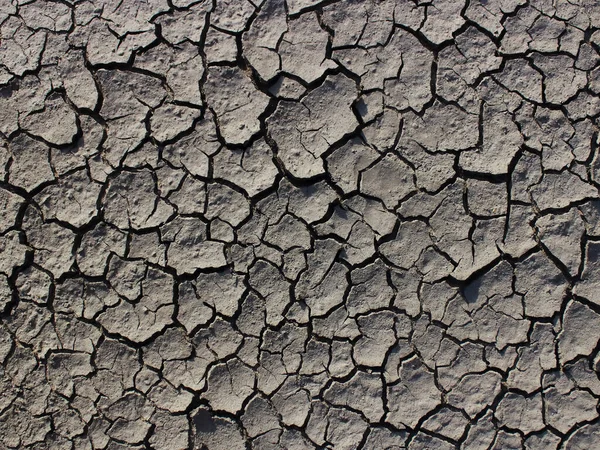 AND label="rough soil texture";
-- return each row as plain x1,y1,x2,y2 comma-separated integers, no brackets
1,0,600,449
